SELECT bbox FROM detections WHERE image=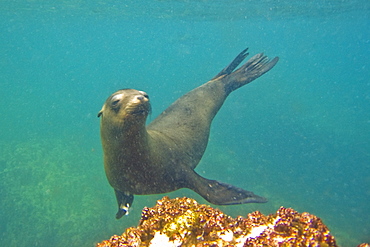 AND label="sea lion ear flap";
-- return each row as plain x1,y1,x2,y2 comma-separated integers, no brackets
98,105,105,118
98,107,105,118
